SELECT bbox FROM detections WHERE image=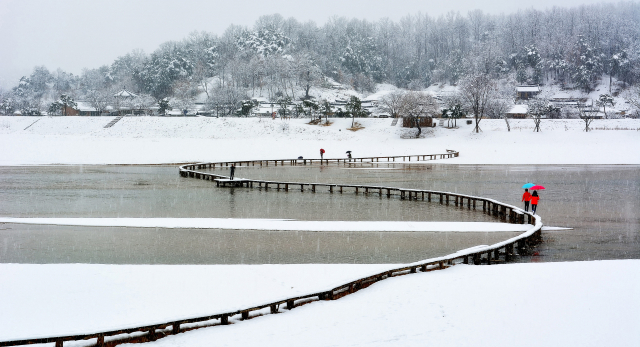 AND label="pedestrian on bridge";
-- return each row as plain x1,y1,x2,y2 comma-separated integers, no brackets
522,188,531,212
230,164,235,180
320,148,325,160
531,191,540,215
